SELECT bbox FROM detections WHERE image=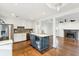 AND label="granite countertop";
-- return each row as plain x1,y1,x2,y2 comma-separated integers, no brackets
30,33,50,37
14,32,27,34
